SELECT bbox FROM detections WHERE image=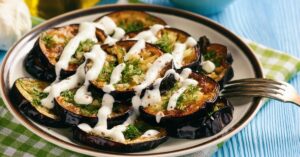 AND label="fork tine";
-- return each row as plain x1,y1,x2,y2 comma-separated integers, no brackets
226,78,284,86
220,91,285,101
224,83,284,91
221,86,282,95
221,78,300,106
